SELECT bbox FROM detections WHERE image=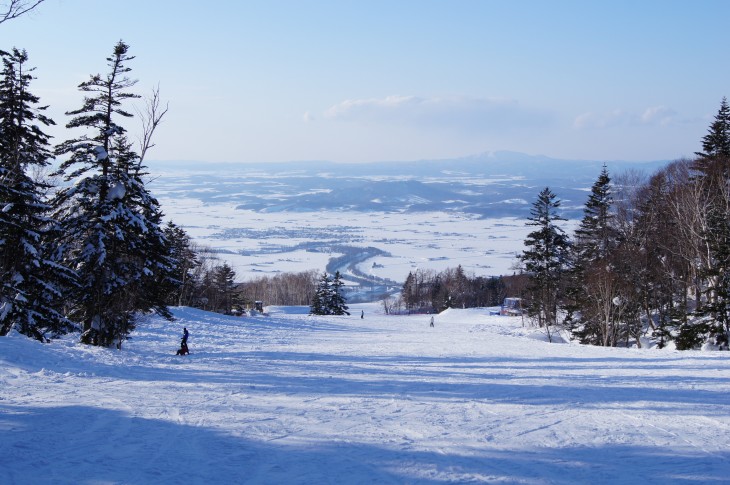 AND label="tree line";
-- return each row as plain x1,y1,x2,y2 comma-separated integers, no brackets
0,41,247,346
0,40,312,344
519,98,730,350
397,266,527,314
